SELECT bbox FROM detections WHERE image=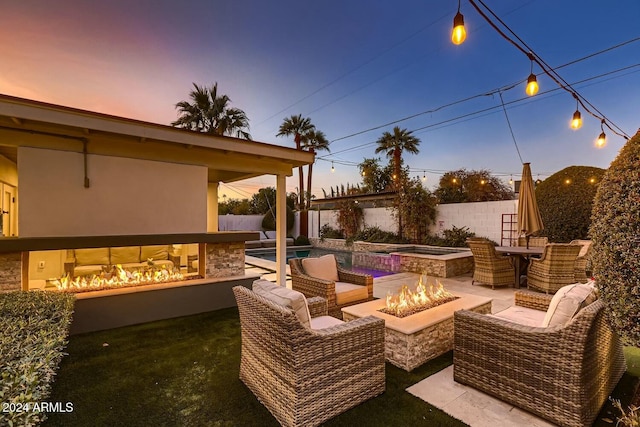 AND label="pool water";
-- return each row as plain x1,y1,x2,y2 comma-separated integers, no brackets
247,248,394,278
